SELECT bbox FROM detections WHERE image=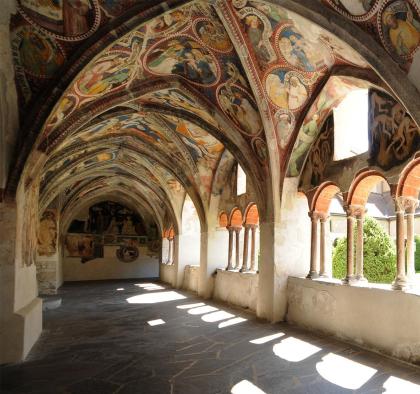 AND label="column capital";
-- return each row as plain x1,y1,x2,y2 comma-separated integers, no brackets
344,204,365,219
308,211,328,221
395,196,419,213
233,226,242,233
